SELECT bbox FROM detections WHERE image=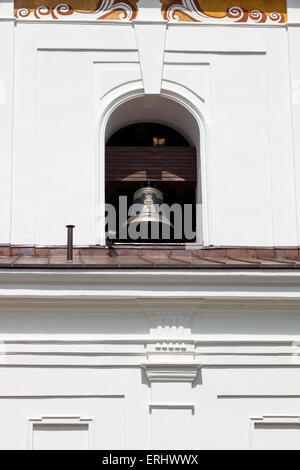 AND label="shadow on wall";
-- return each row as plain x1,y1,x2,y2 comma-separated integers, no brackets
1,299,300,336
